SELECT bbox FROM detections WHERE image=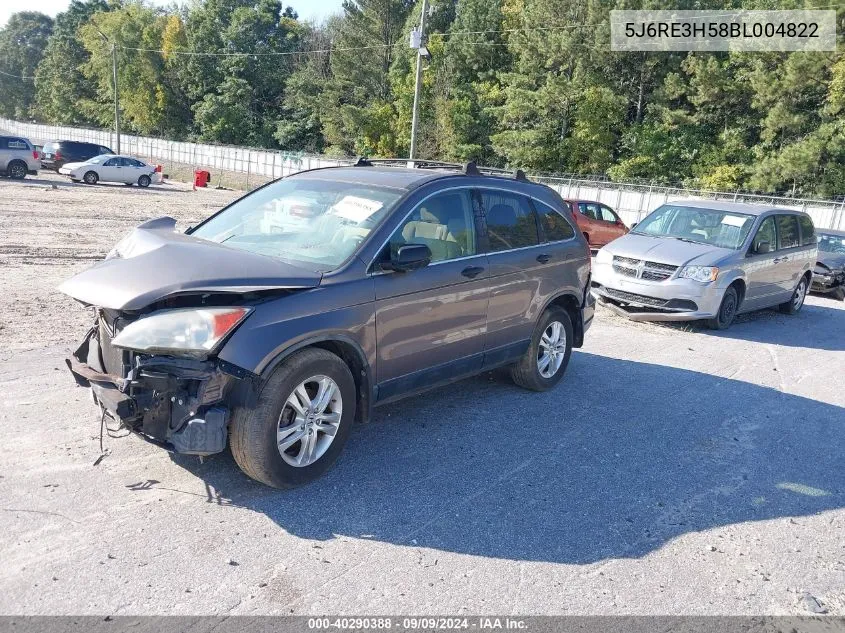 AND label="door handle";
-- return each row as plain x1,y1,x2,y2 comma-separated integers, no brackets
461,266,485,279
536,254,551,264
